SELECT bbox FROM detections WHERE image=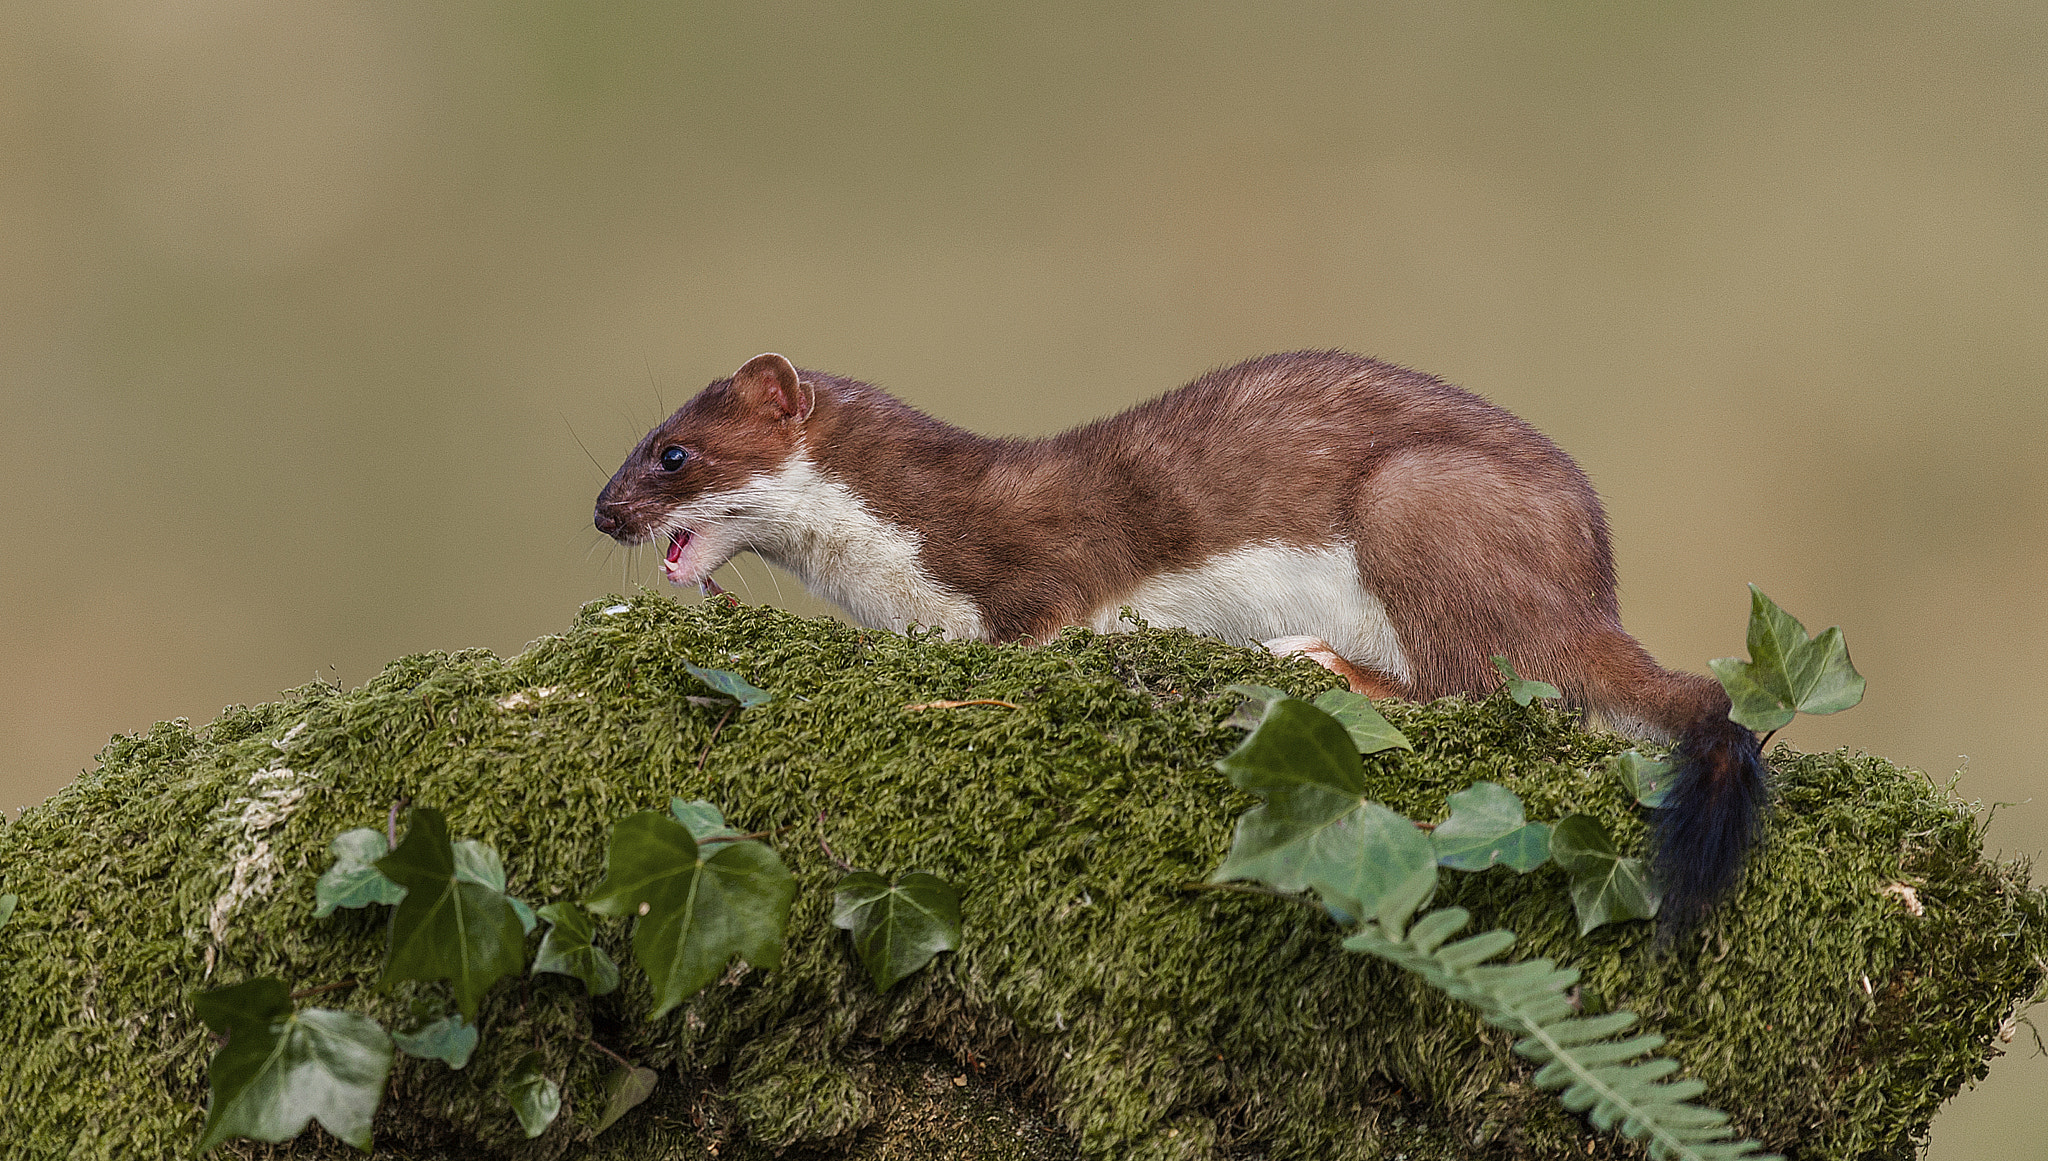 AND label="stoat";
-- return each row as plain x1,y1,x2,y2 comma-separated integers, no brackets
595,350,1766,929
